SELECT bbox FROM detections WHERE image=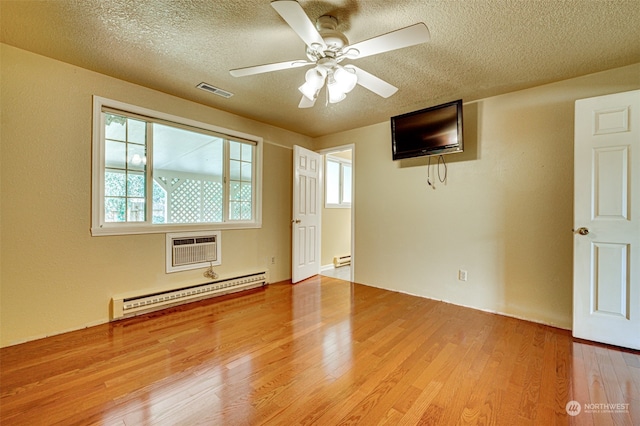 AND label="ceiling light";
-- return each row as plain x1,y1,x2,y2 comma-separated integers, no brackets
299,67,327,100
326,65,359,104
333,65,357,93
301,64,358,105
